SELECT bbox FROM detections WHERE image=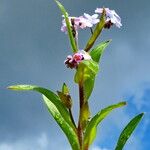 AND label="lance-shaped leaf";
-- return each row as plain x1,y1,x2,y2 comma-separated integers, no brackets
74,60,99,101
8,85,80,150
82,40,111,102
83,102,126,149
84,9,106,52
43,95,80,150
115,113,144,150
84,77,95,102
90,40,111,63
55,0,77,53
62,83,70,95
